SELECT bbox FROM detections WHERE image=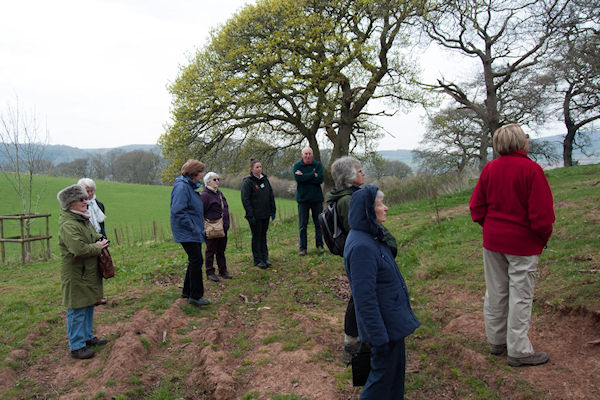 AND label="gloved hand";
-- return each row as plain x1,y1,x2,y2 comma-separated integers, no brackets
271,213,276,221
247,216,256,225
